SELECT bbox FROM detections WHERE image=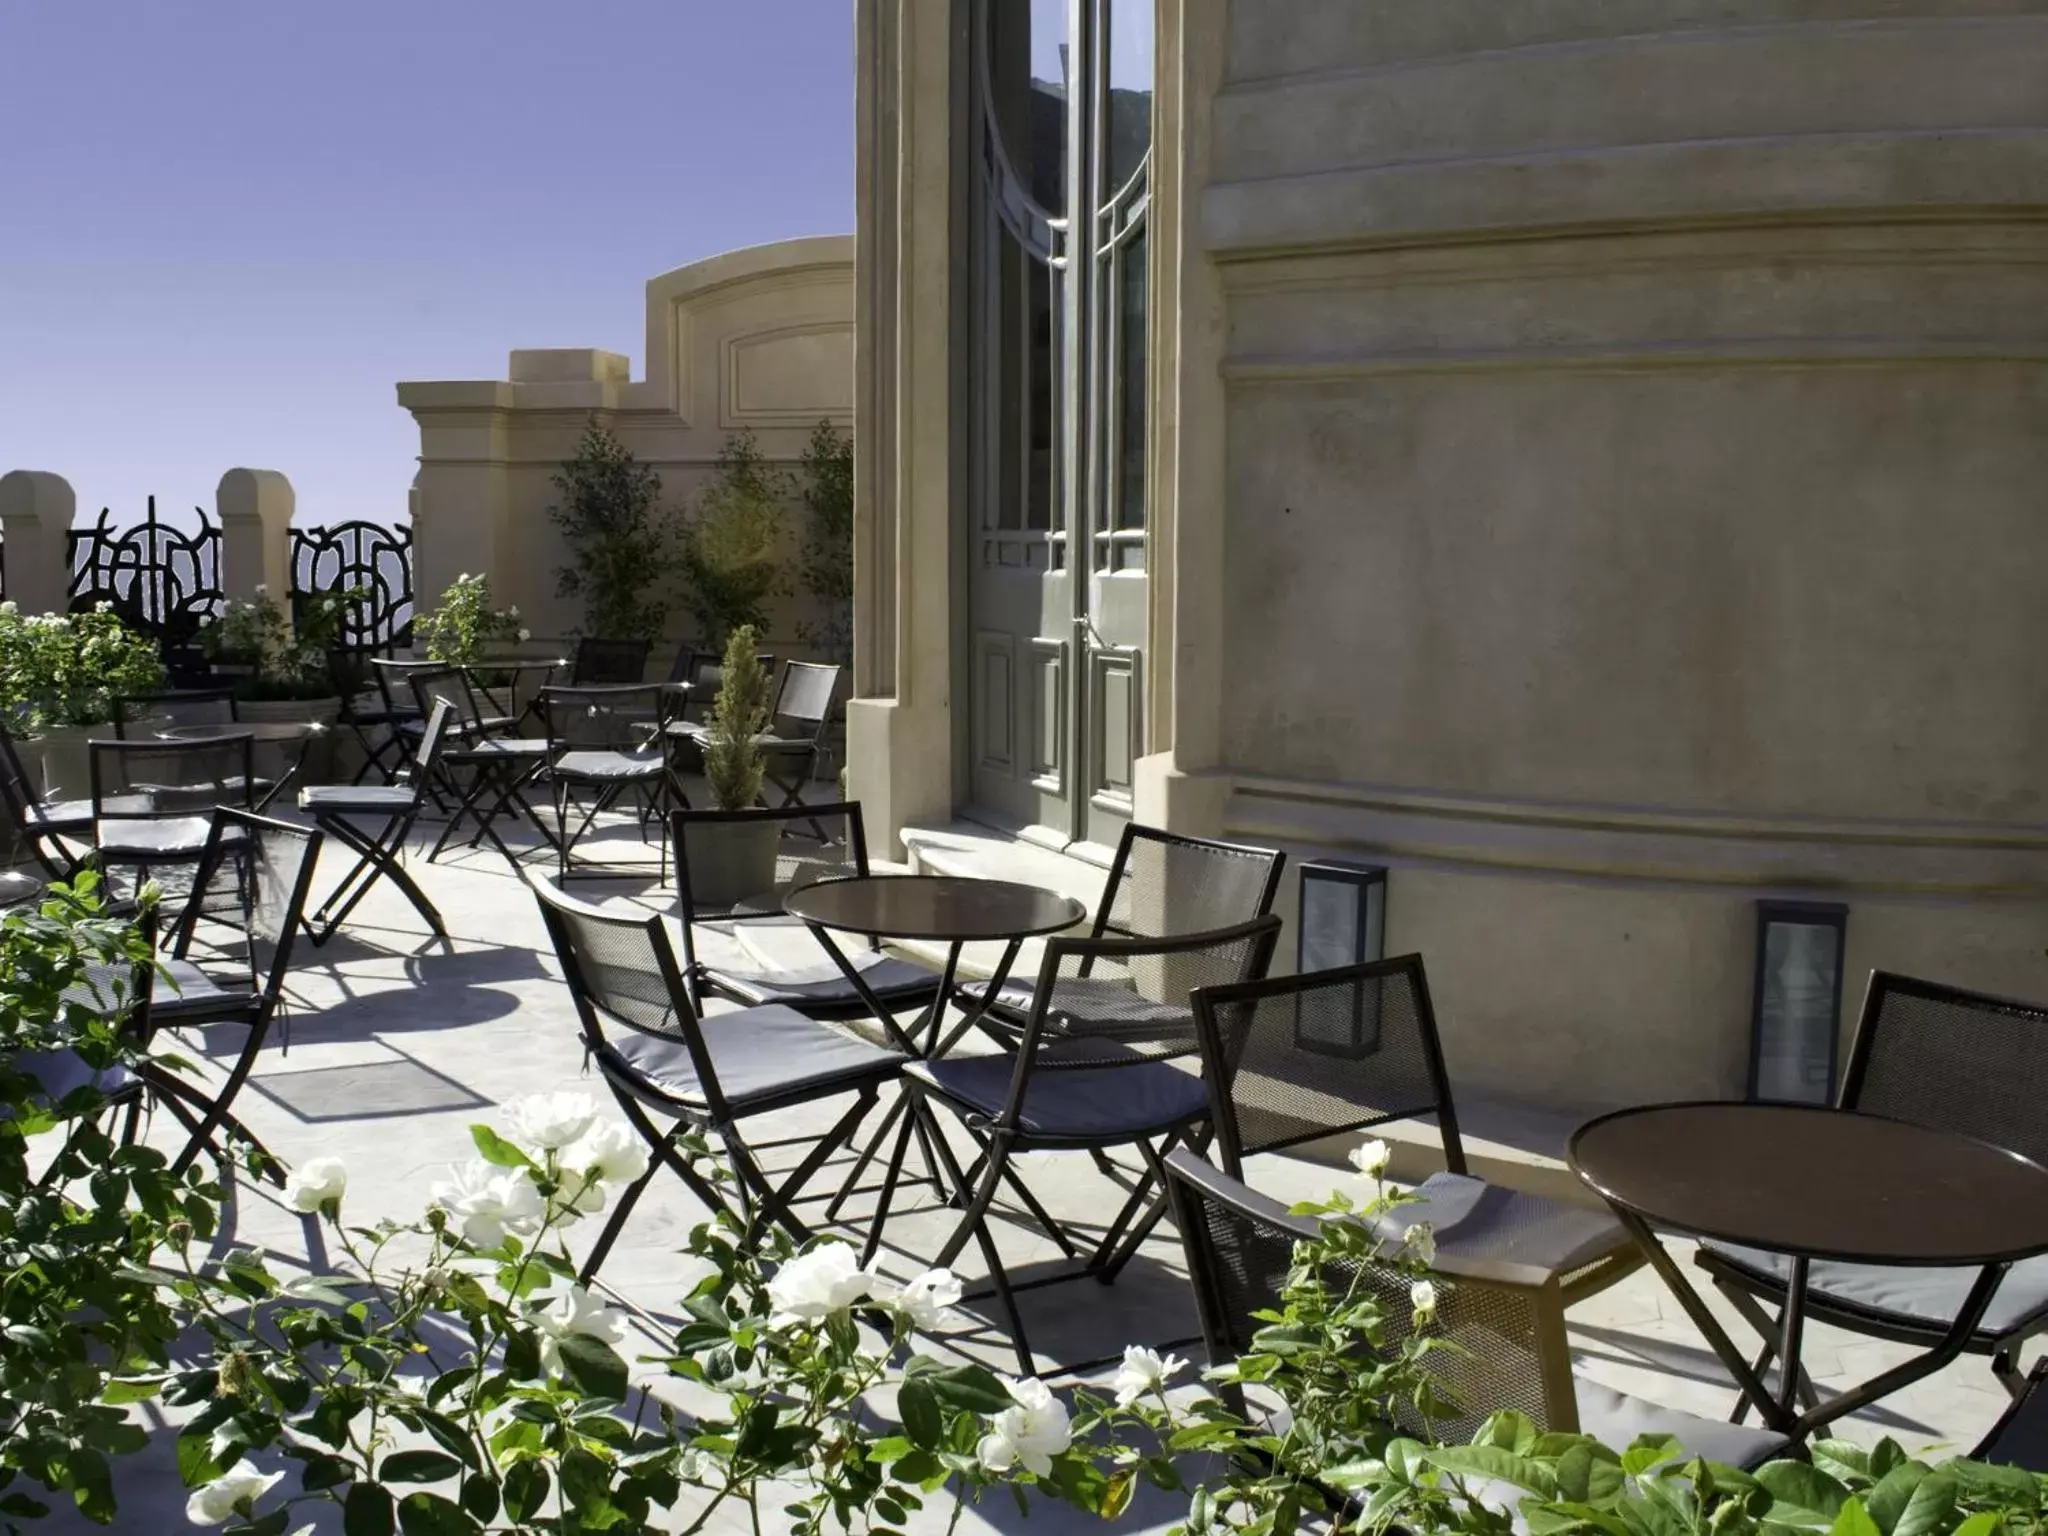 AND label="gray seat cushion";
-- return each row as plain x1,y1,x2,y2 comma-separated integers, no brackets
604,1005,905,1111
5,1049,139,1112
29,794,151,832
1576,1375,1786,1470
707,955,941,1011
95,816,230,858
961,974,1193,1038
1704,1241,2048,1337
906,1053,1208,1138
300,783,416,812
446,737,549,760
550,750,665,782
153,958,259,1021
